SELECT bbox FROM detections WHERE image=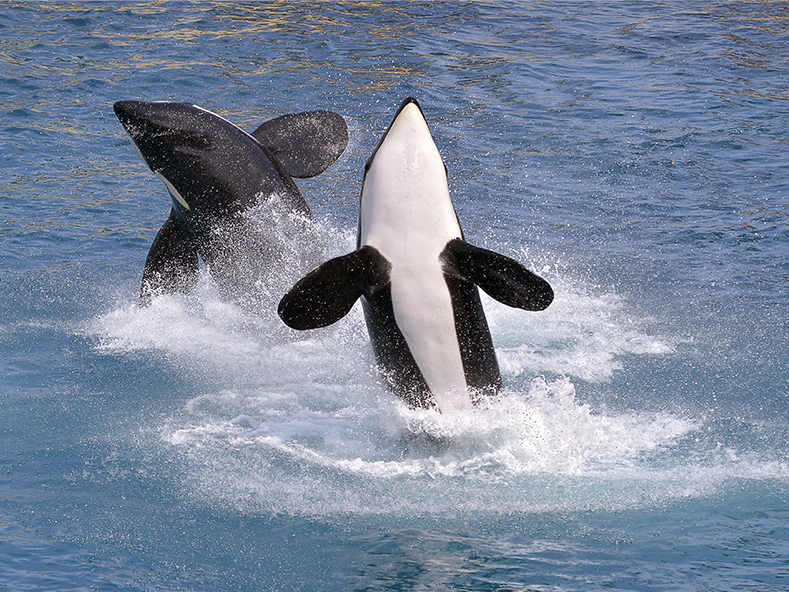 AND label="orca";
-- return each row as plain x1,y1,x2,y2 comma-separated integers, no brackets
113,100,348,311
278,98,553,412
